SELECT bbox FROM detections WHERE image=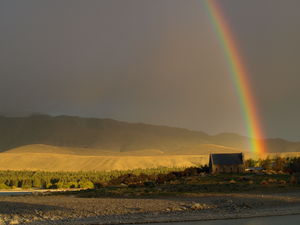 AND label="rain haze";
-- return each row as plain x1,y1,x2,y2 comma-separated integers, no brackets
1,0,300,141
